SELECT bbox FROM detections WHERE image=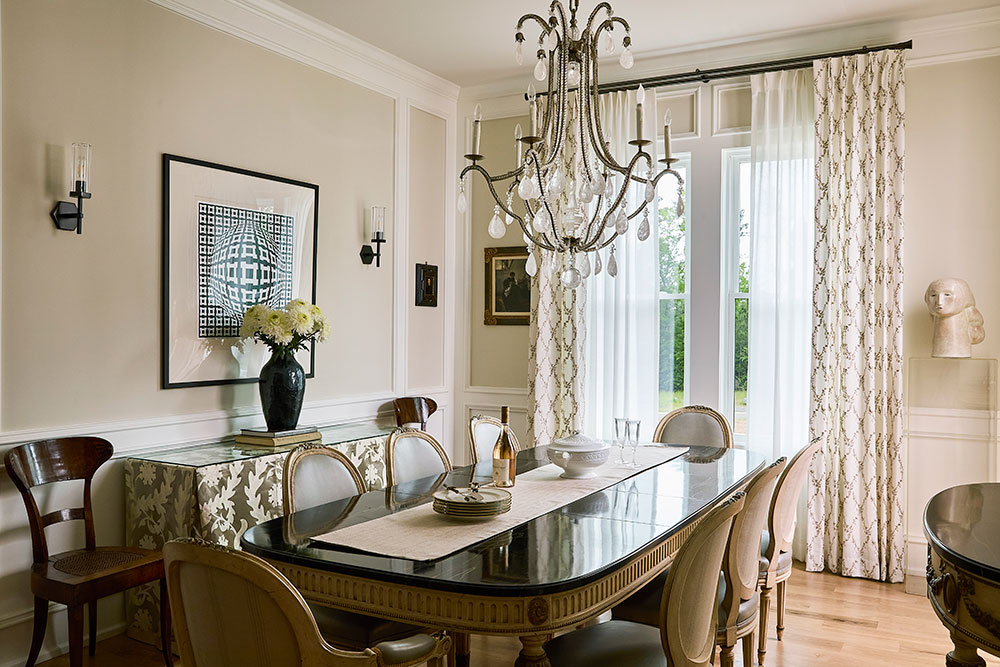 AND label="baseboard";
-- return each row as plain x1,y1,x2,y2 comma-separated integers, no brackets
904,572,927,596
0,608,125,667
